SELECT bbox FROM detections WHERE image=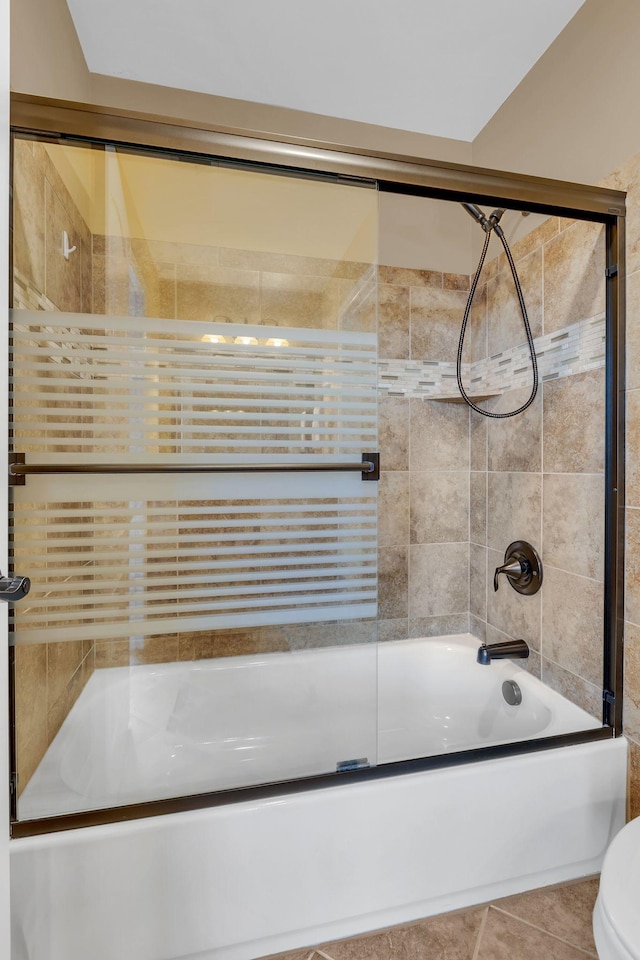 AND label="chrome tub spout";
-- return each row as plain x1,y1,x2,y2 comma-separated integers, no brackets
477,638,530,665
